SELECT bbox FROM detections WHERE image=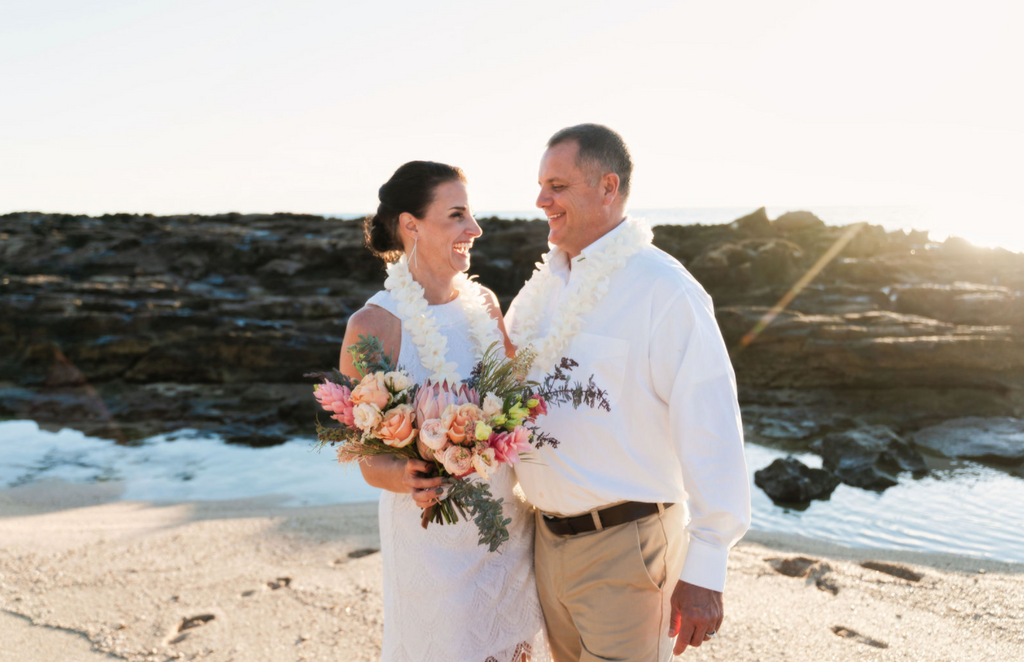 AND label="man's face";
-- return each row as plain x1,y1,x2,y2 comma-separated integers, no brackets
535,141,606,257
